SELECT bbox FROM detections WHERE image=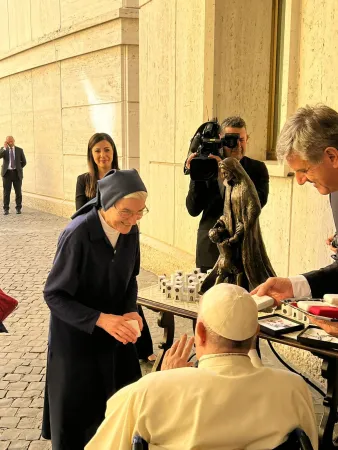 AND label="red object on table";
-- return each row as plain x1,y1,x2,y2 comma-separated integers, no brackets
0,289,18,322
308,305,338,319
